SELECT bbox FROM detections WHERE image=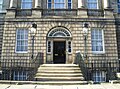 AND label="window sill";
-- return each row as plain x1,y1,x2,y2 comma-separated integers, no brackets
92,51,105,54
0,10,7,13
15,51,28,54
